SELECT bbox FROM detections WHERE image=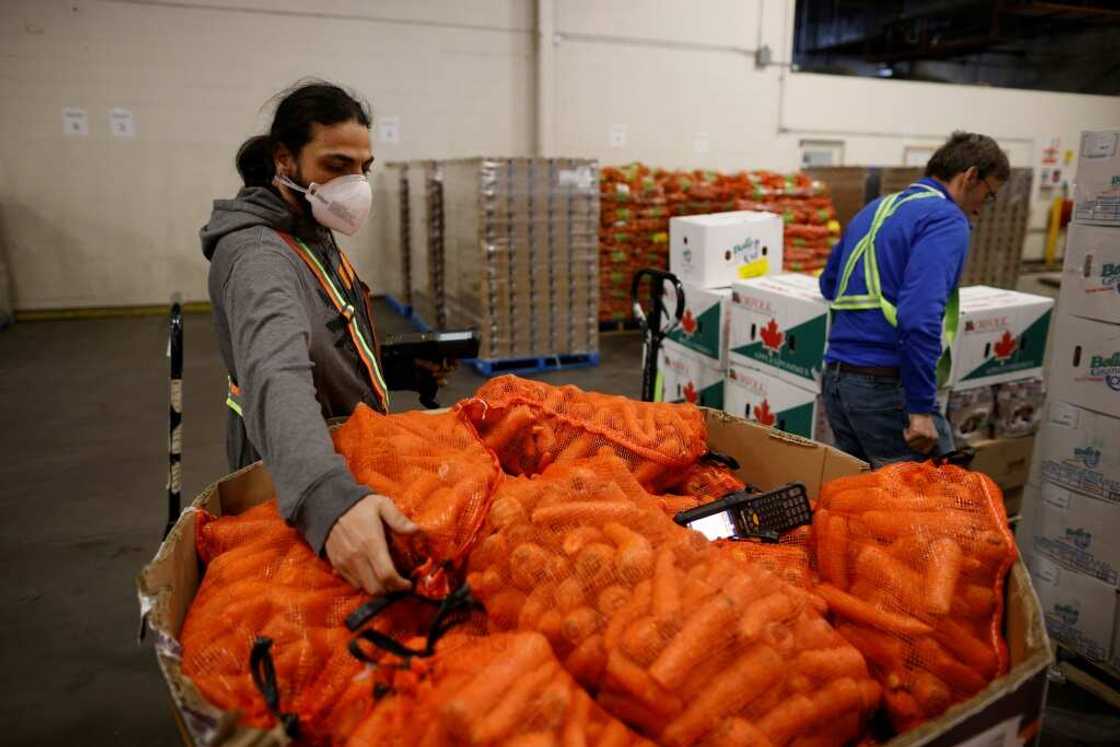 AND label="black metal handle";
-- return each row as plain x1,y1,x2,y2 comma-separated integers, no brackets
630,268,685,402
164,297,183,540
